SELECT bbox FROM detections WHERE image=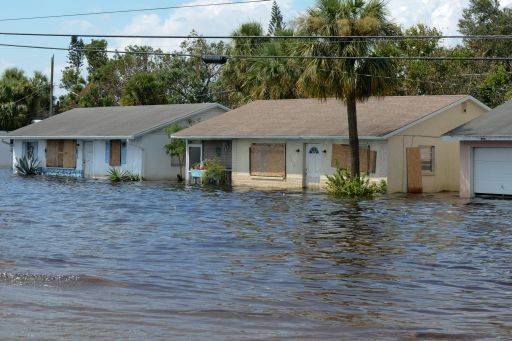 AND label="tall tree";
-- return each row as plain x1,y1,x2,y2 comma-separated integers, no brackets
459,0,512,57
268,1,285,35
84,39,109,76
68,35,85,72
297,0,397,178
0,68,49,130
